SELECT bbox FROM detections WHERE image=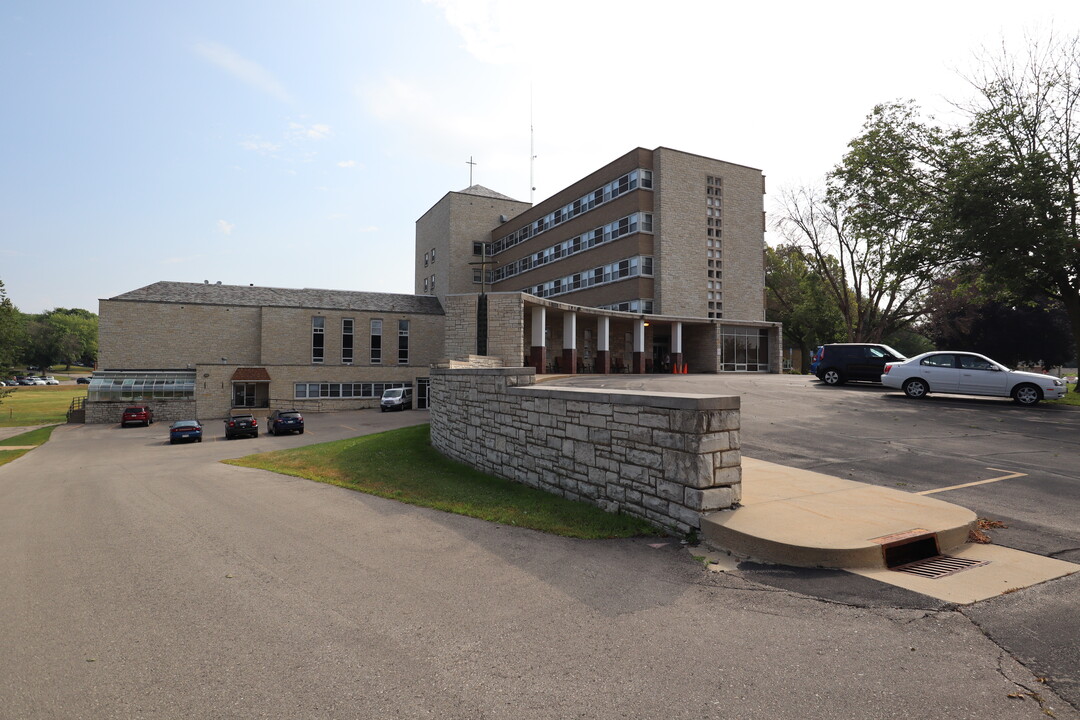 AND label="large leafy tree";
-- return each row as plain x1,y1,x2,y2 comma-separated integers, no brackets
772,102,949,344
44,309,98,368
772,178,932,343
765,244,845,371
0,280,23,405
941,36,1080,383
19,309,99,371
